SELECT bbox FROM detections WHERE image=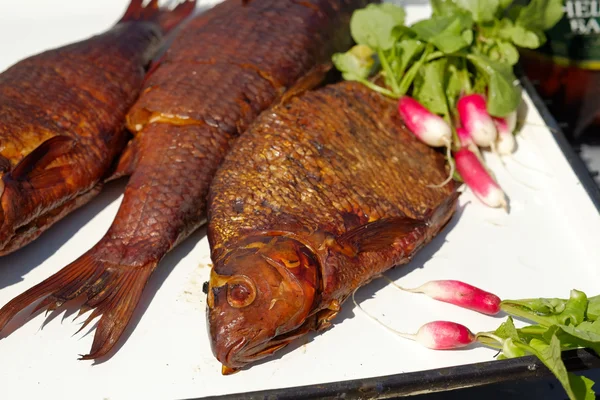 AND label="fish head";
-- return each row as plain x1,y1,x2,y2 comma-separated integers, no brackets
207,236,320,372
